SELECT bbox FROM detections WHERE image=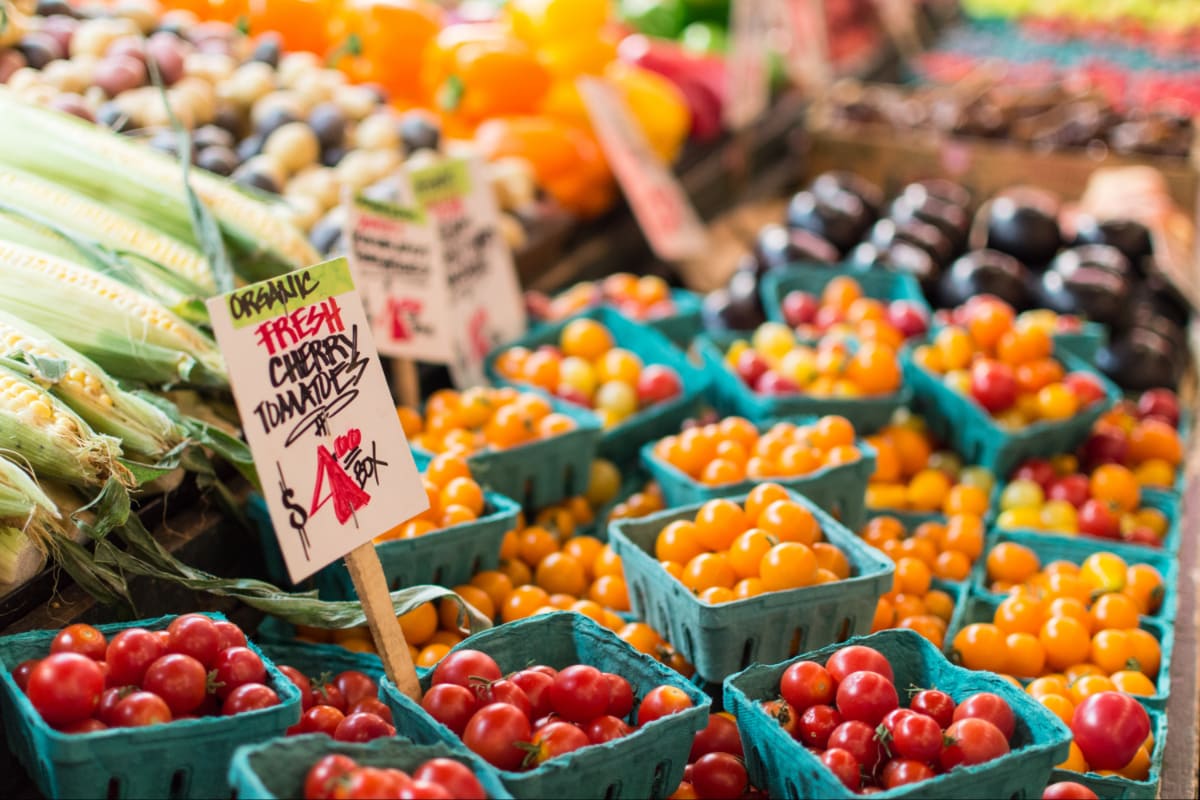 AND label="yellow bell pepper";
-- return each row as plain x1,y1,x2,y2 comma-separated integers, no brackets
603,62,692,164
506,0,610,45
